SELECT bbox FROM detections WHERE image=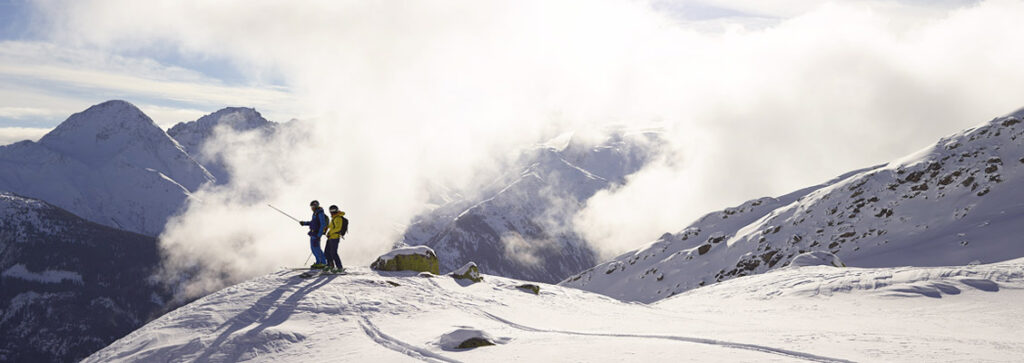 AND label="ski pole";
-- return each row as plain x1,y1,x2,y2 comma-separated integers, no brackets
268,204,301,222
268,204,314,267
